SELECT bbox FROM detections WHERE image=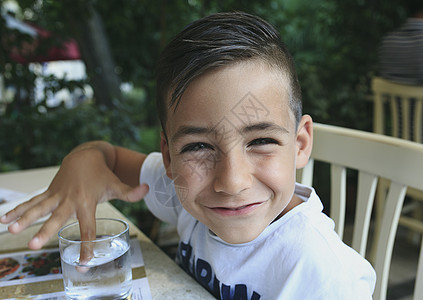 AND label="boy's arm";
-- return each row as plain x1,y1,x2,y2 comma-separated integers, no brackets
0,141,149,250
113,145,147,187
